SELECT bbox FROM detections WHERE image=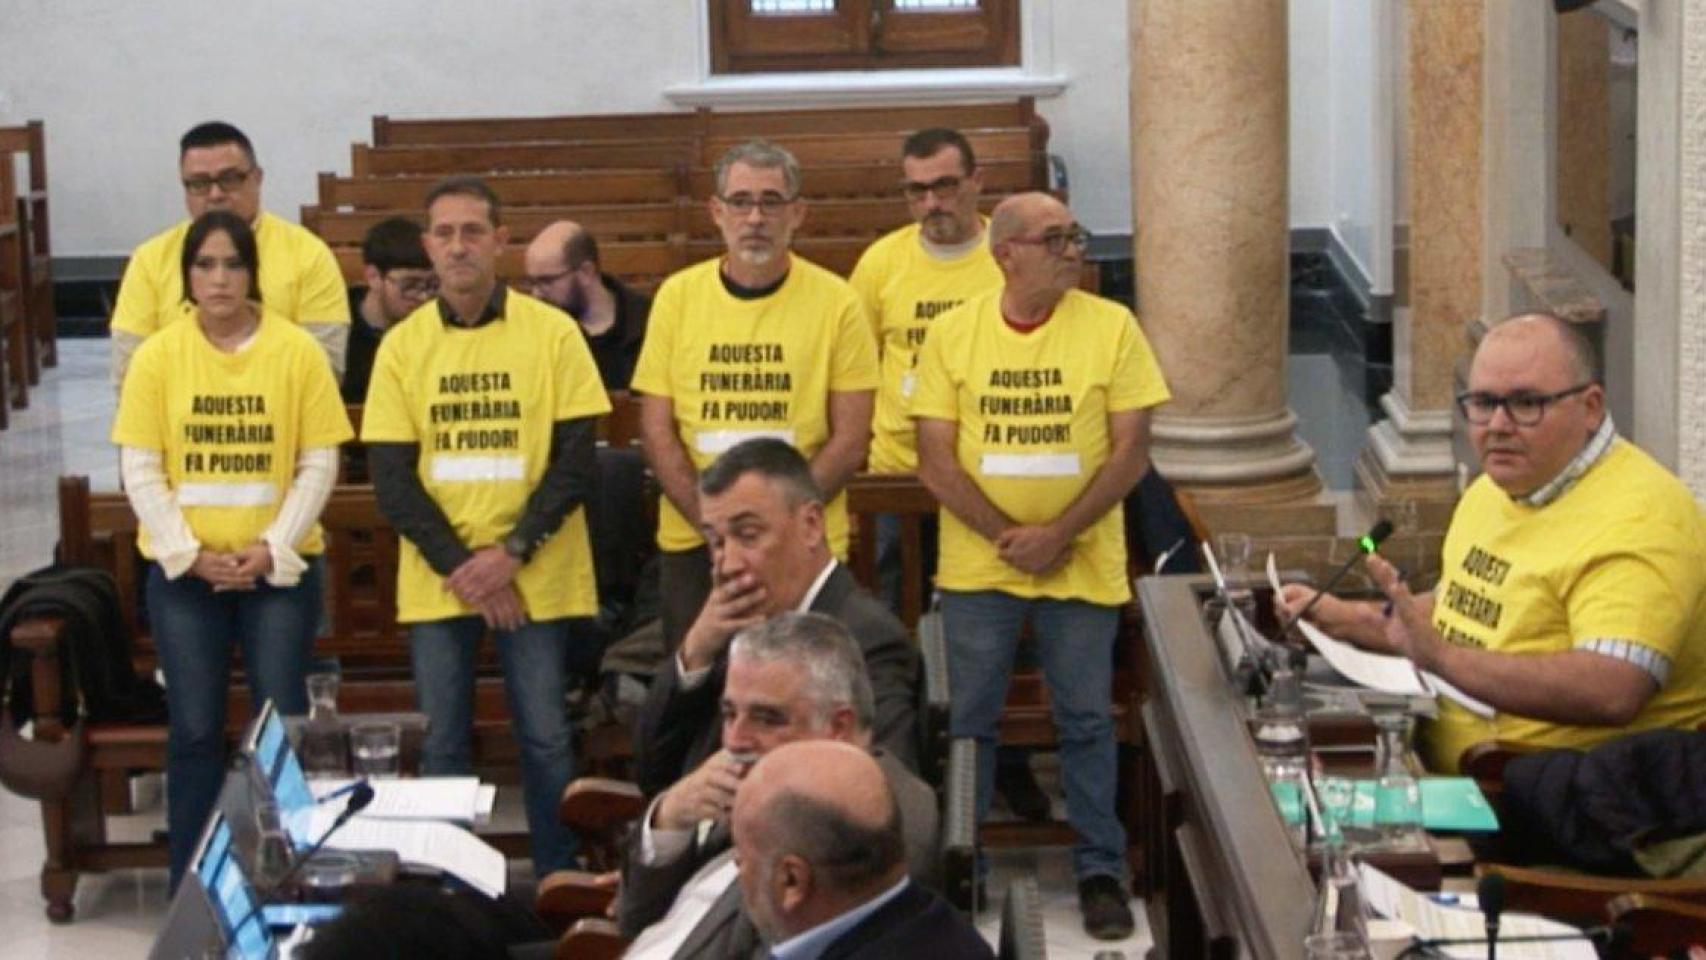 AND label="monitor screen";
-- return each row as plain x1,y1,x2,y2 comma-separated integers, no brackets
192,812,274,960
247,701,317,849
